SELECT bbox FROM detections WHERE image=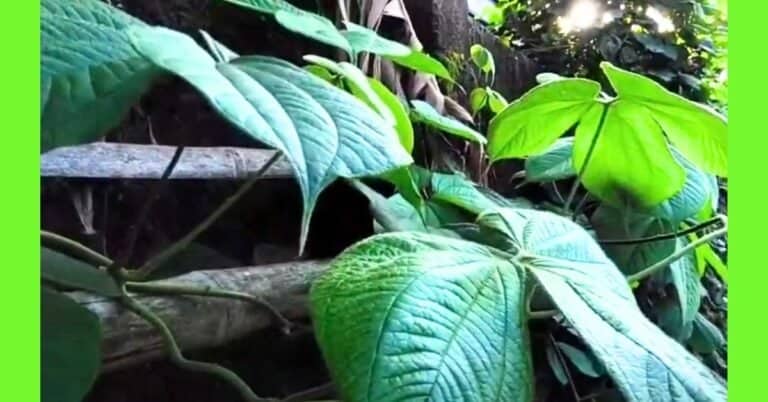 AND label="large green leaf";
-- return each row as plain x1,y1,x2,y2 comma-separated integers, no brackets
41,0,161,152
42,288,101,402
129,27,411,251
600,62,727,177
310,232,533,402
411,100,486,144
487,78,600,161
527,139,714,222
574,101,686,208
41,248,120,297
478,208,727,402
